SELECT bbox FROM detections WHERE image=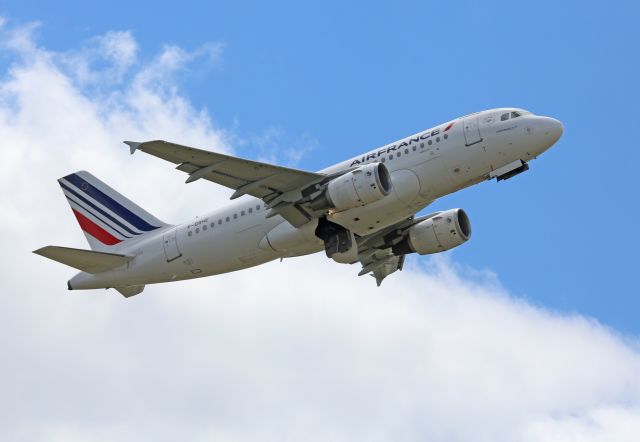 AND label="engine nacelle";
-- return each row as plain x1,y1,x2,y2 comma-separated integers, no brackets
310,163,392,212
392,208,472,256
